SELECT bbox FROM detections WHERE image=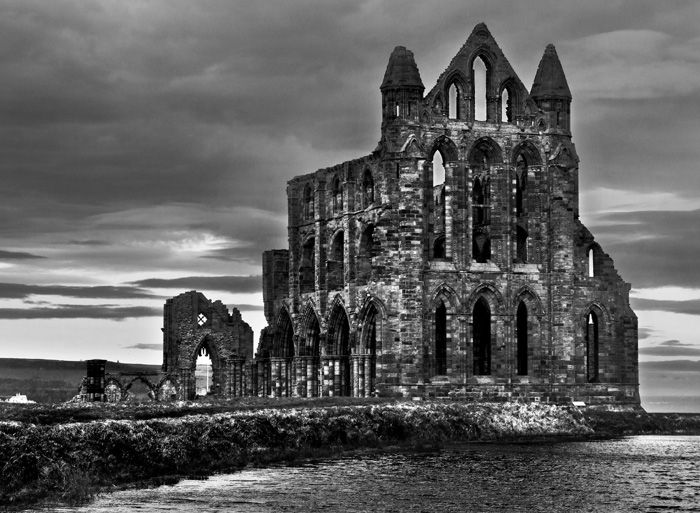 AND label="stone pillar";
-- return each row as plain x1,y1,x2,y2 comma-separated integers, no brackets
322,356,333,396
179,366,194,400
334,358,341,396
364,354,375,397
352,355,360,397
271,357,282,398
309,357,319,397
294,357,306,397
358,355,365,398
